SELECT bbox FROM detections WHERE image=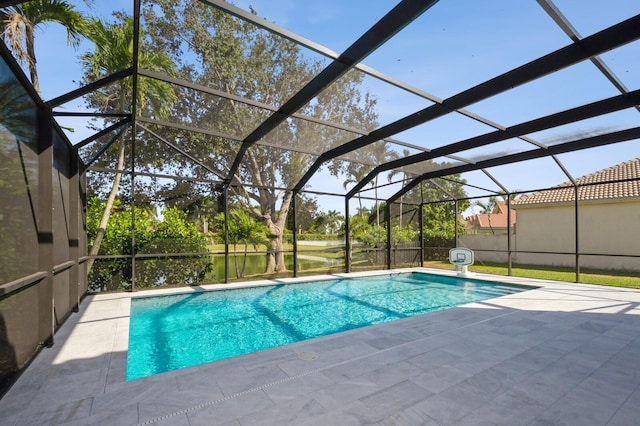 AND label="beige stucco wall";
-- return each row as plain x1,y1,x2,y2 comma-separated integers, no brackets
459,199,640,271
458,235,511,264
513,199,640,272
